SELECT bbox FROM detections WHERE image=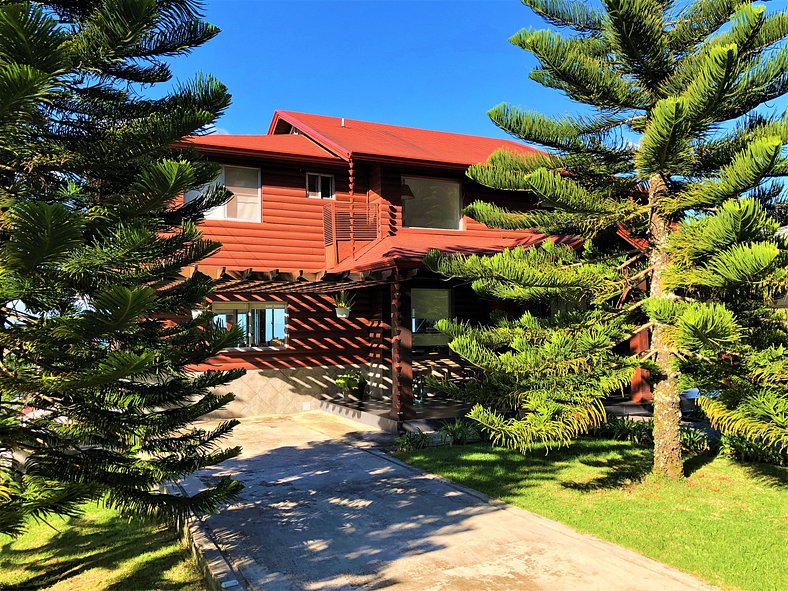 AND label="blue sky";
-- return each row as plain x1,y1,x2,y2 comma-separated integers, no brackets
170,0,571,138
170,0,787,138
